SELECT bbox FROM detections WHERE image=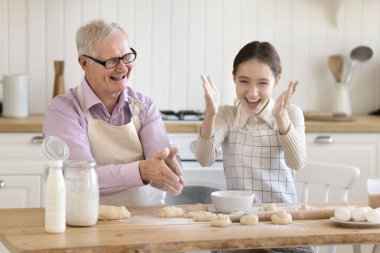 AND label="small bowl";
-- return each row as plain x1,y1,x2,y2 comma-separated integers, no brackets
211,190,255,213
